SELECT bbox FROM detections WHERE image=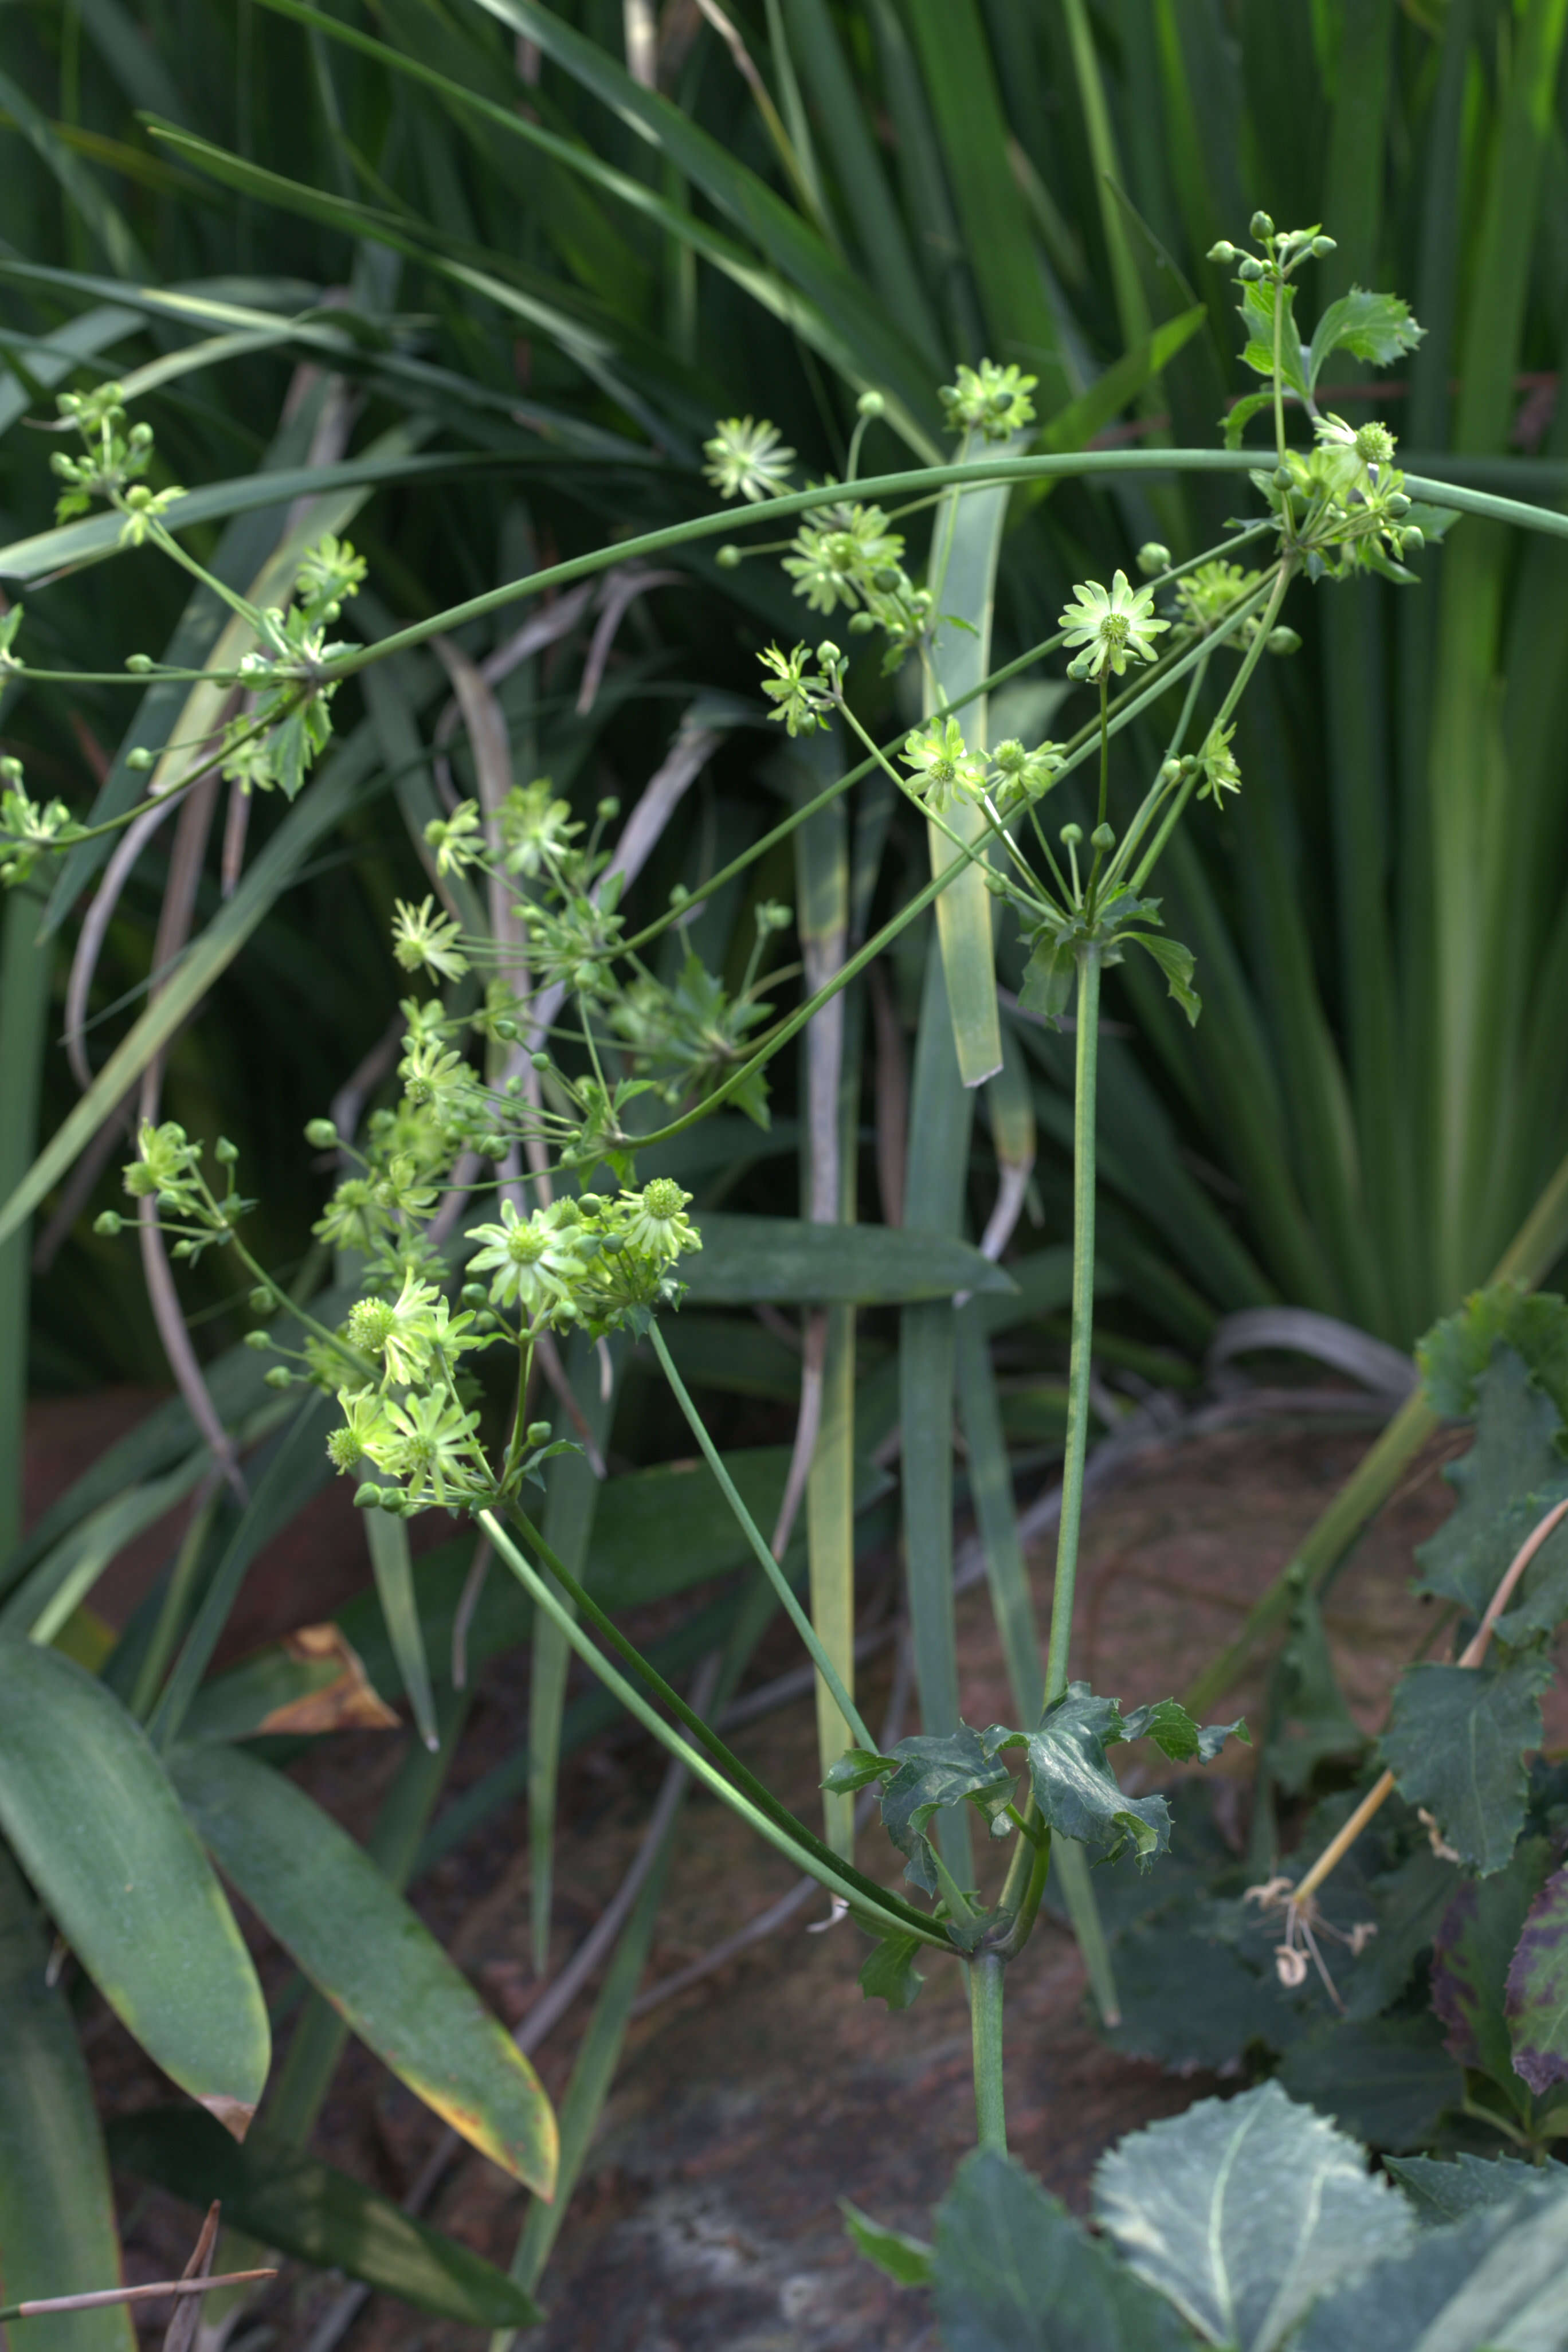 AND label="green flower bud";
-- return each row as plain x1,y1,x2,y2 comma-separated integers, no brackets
171,1240,194,1260
817,641,842,668
353,1481,385,1510
214,1136,238,1164
1267,626,1303,656
249,1287,273,1313
1237,257,1265,282
527,1420,553,1447
124,653,154,673
1059,822,1083,848
1159,759,1184,786
597,797,621,821
1206,241,1239,265
264,1365,295,1390
1249,210,1275,240
492,1018,518,1042
1400,526,1424,553
531,1052,552,1072
848,611,877,633
92,1210,124,1237
1273,466,1294,488
856,390,885,418
1310,236,1337,257
1136,542,1171,577
1091,822,1115,852
244,1329,271,1351
127,747,156,771
304,1118,339,1149
716,544,742,570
